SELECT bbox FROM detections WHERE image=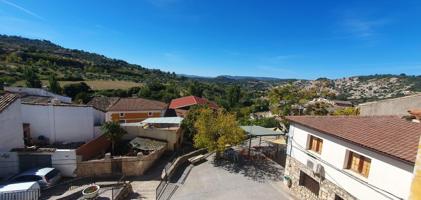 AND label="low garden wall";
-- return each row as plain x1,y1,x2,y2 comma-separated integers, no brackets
163,148,207,179
76,145,167,177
